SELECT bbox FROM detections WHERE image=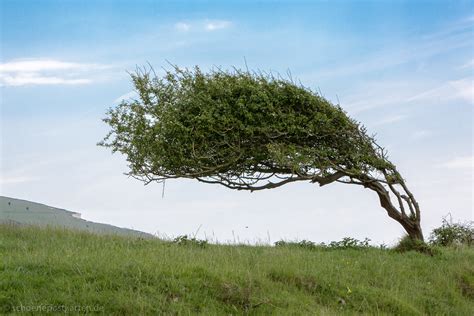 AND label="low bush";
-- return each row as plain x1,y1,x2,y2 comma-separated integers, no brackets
275,237,373,250
394,235,436,256
429,216,473,247
324,237,371,250
172,235,208,248
274,240,317,250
